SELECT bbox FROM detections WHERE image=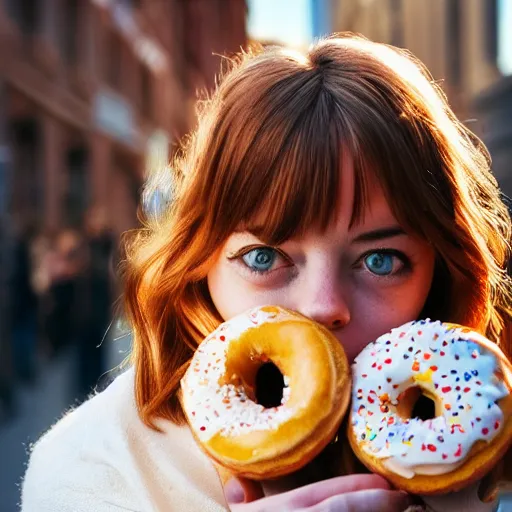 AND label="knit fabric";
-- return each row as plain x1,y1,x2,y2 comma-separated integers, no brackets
21,369,227,512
